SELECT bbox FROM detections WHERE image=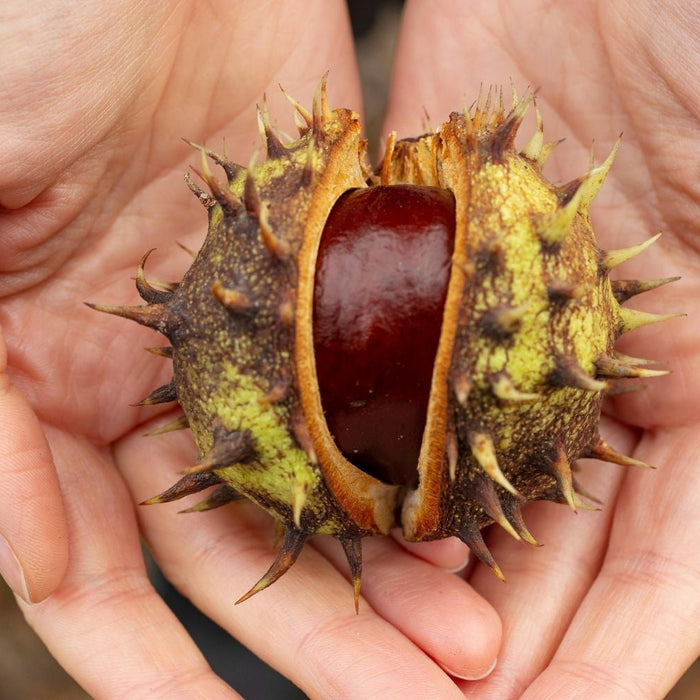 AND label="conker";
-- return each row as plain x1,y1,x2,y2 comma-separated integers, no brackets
314,185,455,486
91,80,677,604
